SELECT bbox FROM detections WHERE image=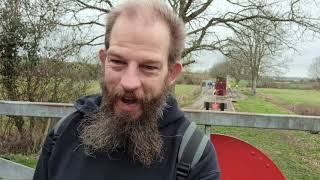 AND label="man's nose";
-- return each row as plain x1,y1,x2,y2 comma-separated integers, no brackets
120,66,142,91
